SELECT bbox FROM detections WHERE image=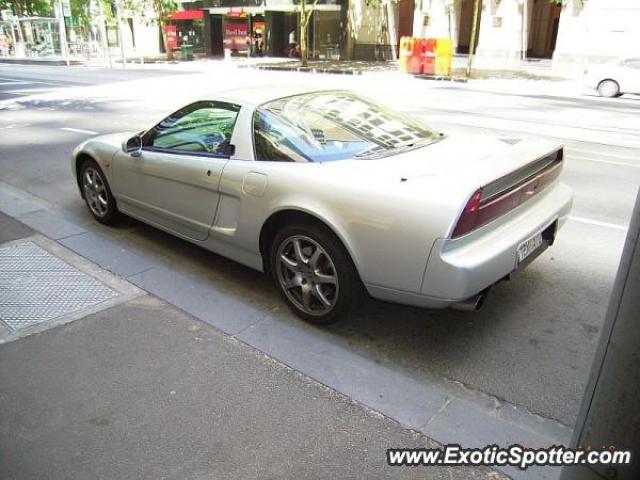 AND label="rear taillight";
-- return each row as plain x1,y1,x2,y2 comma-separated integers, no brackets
451,155,563,239
451,189,483,238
